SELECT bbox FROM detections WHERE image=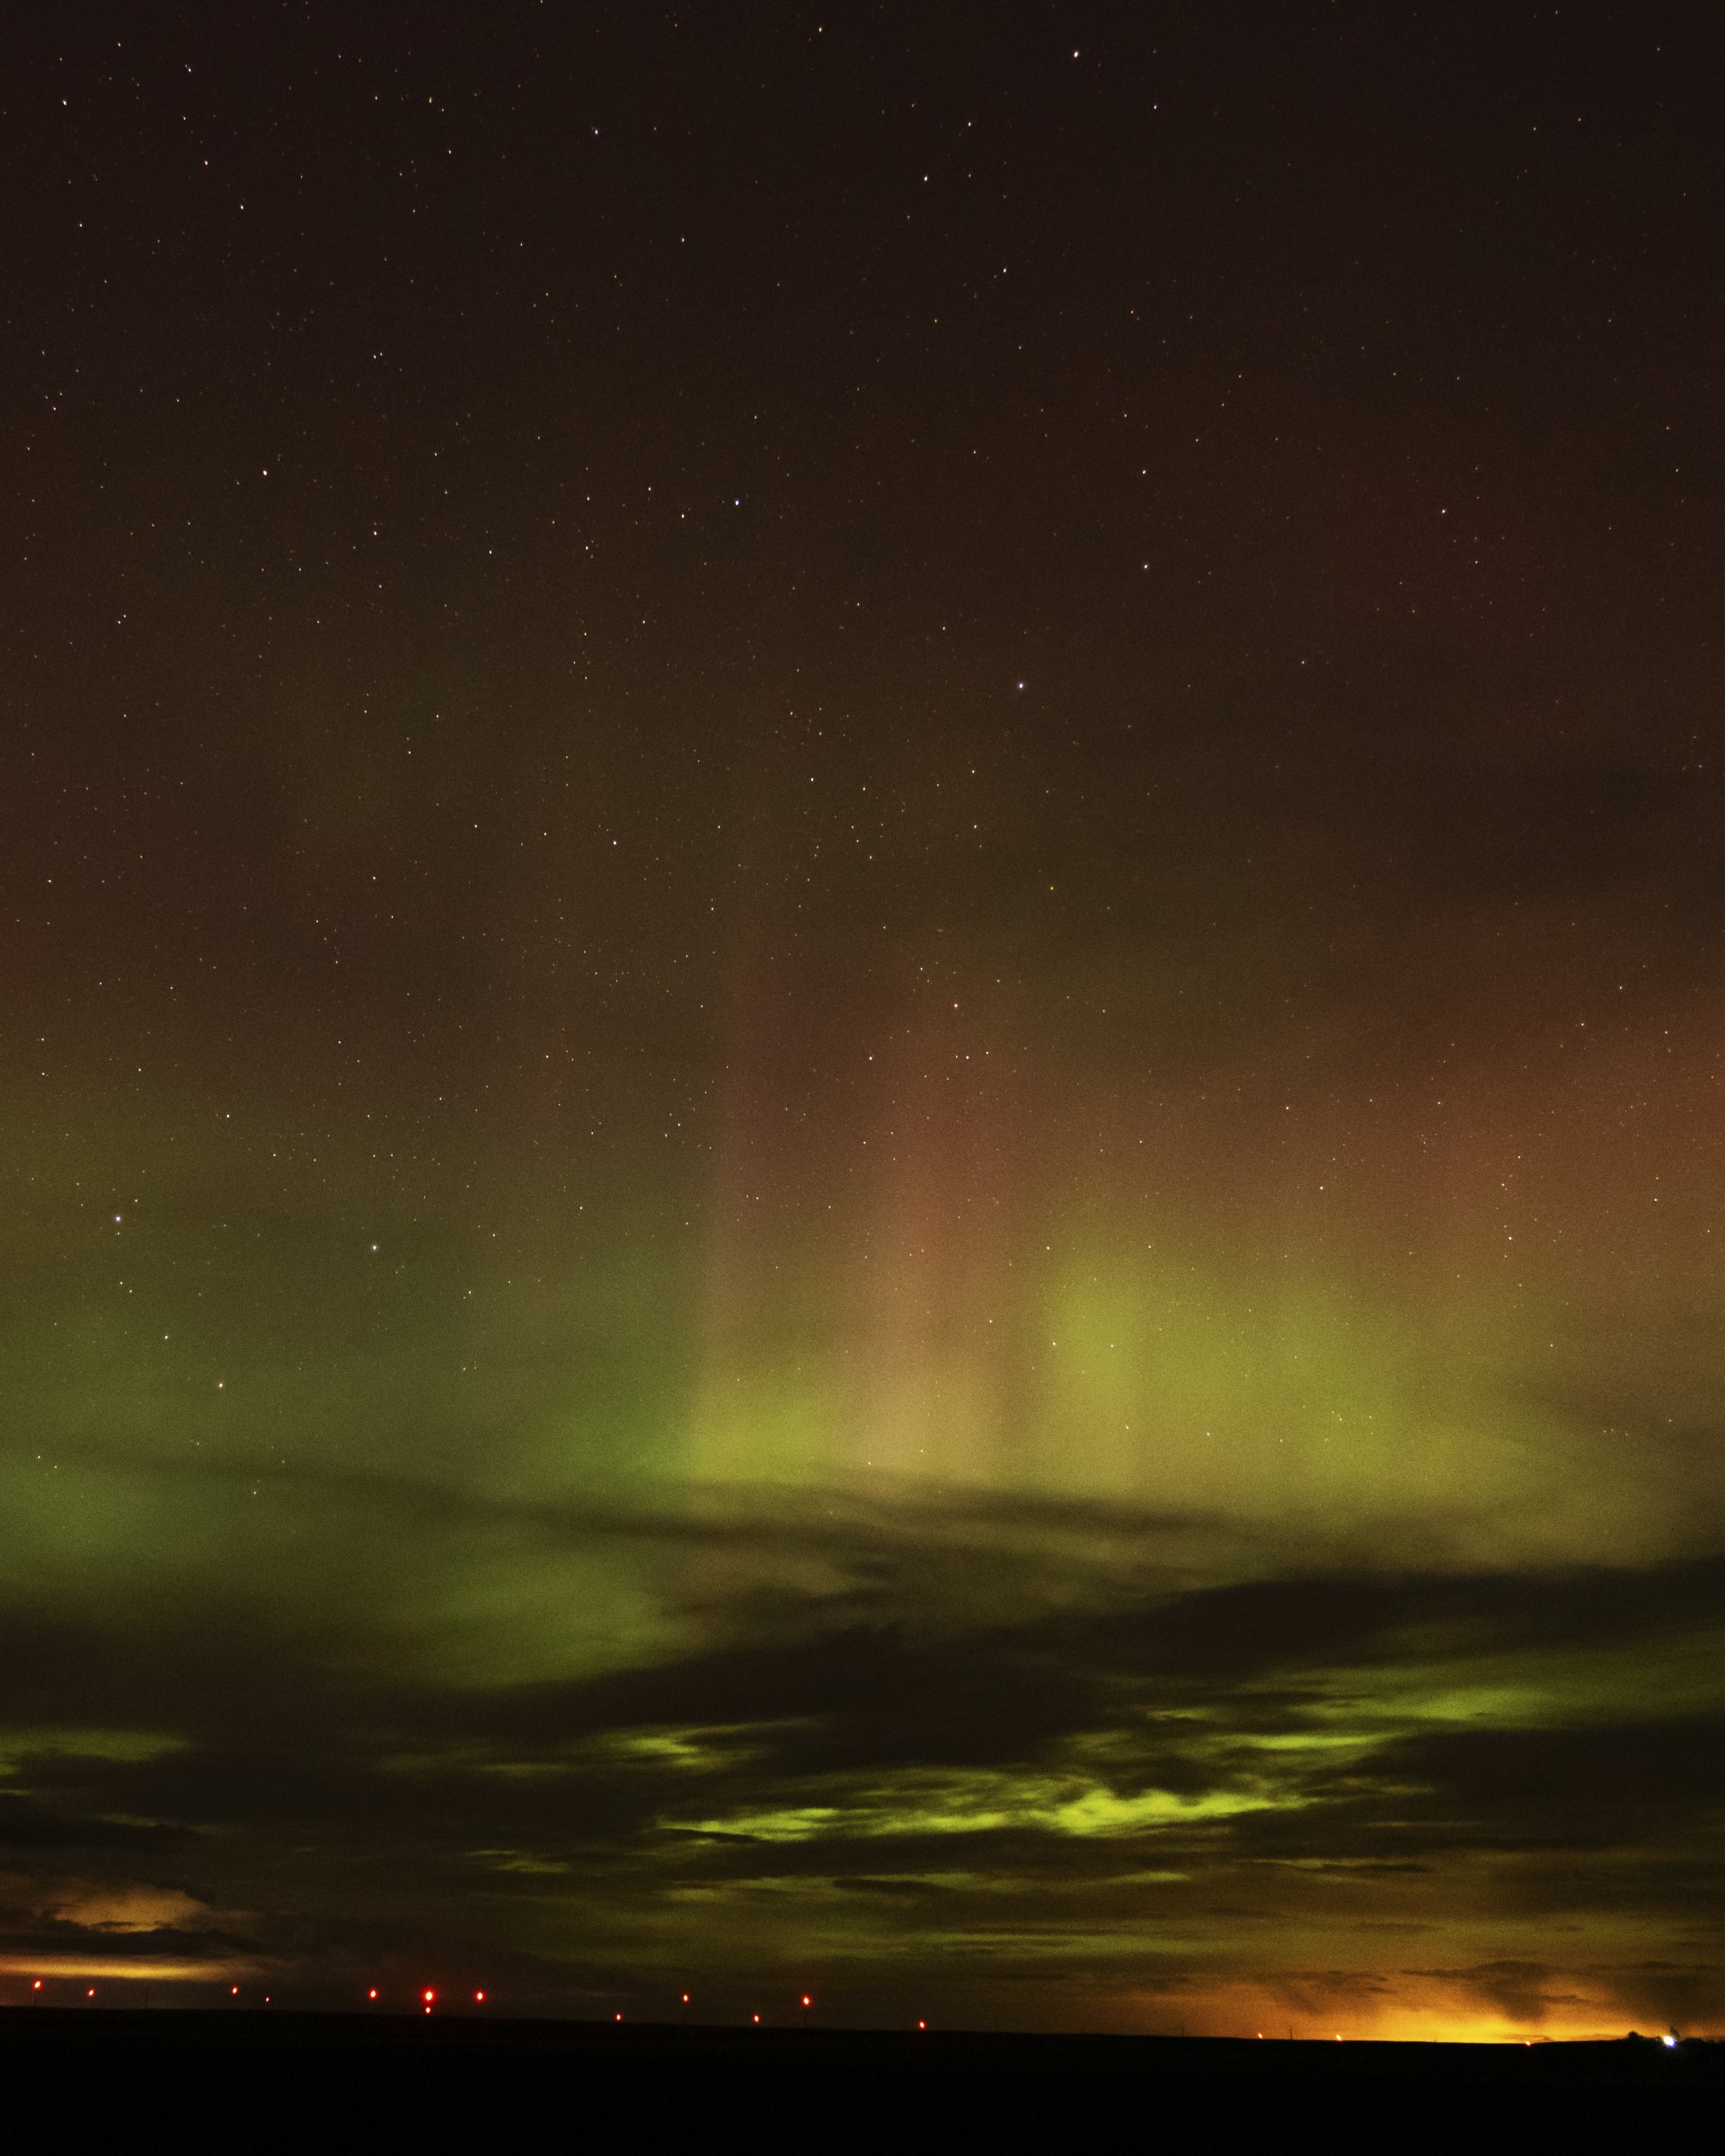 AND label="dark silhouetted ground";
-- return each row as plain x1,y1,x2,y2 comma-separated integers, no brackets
3,2008,1718,2149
